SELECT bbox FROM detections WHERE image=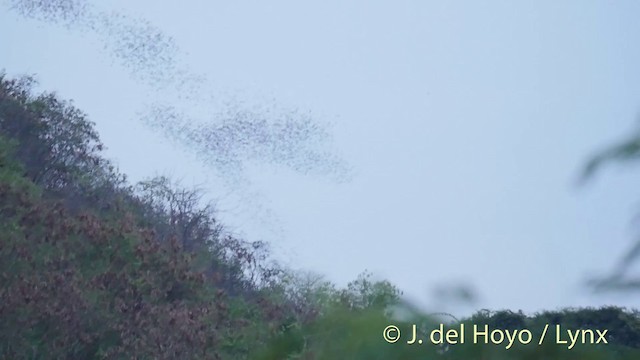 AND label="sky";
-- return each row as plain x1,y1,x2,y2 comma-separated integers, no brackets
2,0,640,317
